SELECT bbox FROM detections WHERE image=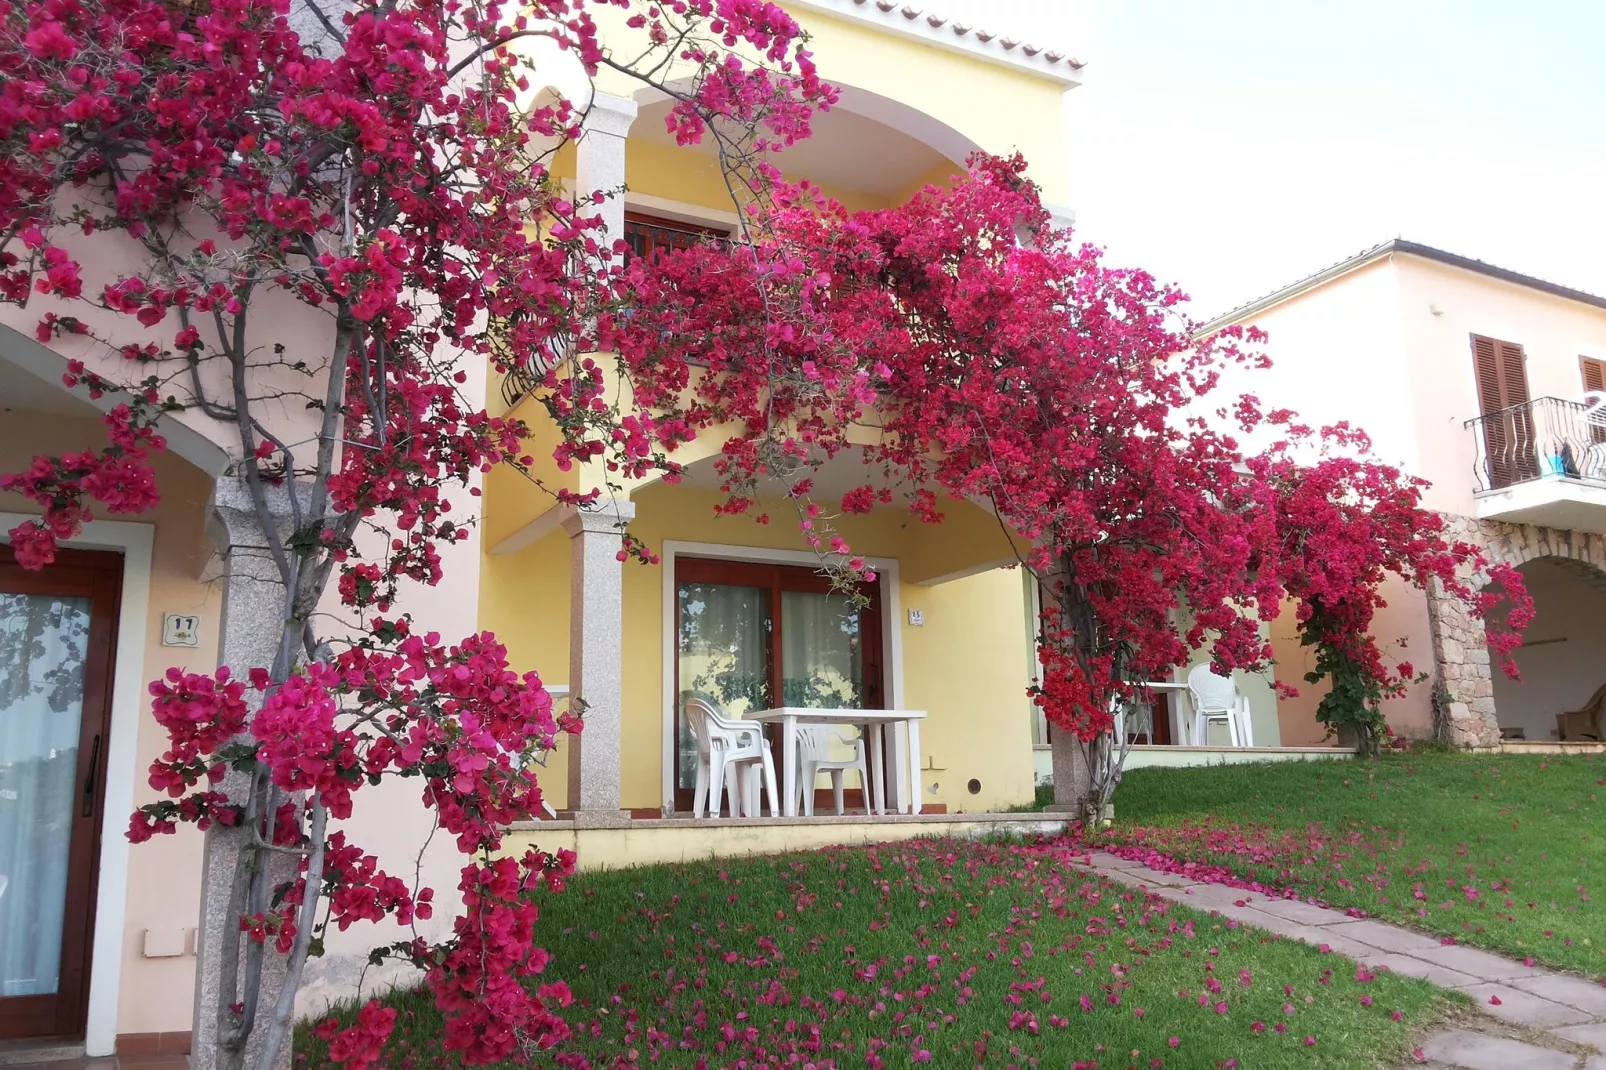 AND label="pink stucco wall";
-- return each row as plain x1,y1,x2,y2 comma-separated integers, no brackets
0,407,219,1034
1392,256,1606,515
1221,249,1606,742
1,254,487,1033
